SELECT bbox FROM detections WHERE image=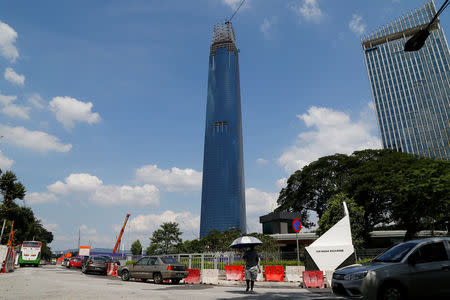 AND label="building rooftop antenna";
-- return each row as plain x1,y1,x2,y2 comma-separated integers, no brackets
228,0,246,22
